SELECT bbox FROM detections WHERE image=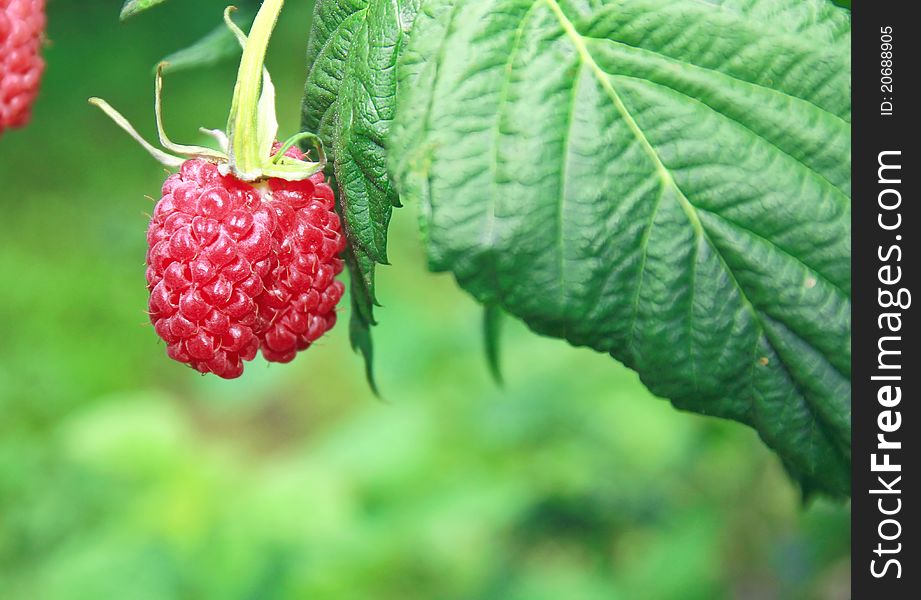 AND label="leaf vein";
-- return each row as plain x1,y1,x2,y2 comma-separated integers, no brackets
546,0,844,458
609,72,849,200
